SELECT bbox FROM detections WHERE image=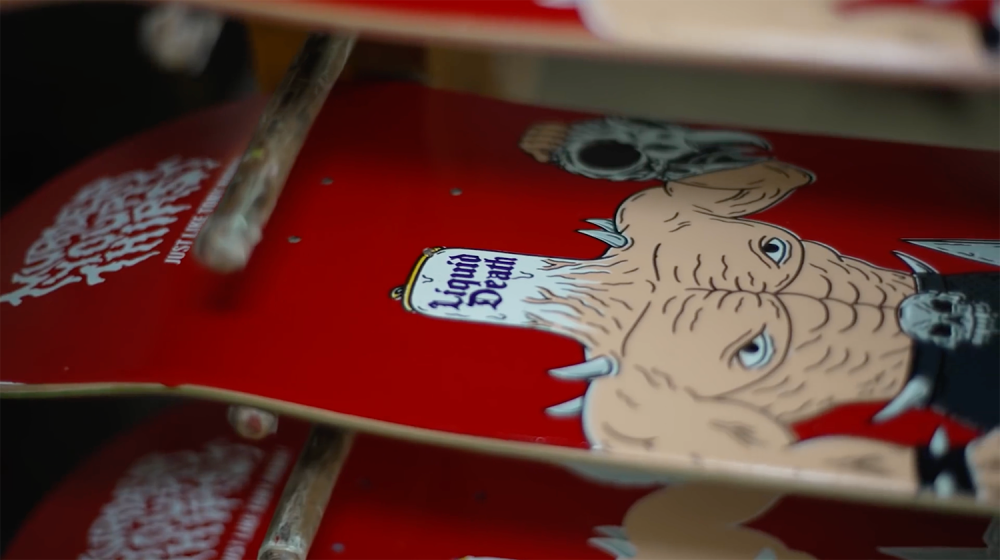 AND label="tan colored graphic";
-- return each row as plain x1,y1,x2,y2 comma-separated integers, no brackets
461,483,809,559
575,0,989,69
521,121,994,498
395,118,999,502
591,483,812,560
